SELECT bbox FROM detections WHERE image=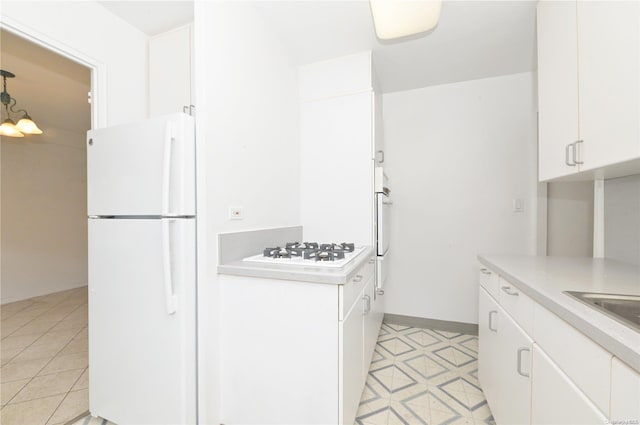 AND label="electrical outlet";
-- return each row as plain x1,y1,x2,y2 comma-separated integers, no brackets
229,207,243,220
